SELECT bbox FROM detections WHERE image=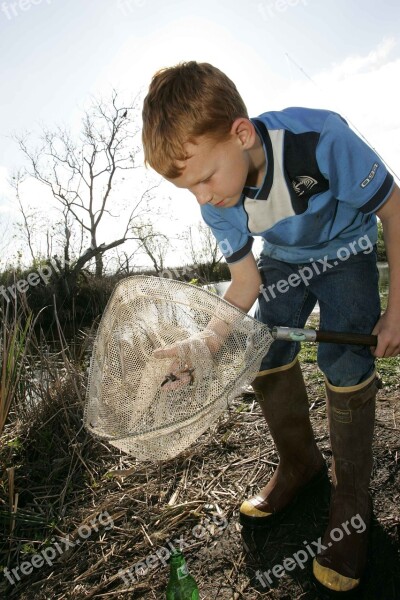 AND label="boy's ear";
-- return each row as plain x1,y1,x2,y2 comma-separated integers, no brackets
230,118,255,149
